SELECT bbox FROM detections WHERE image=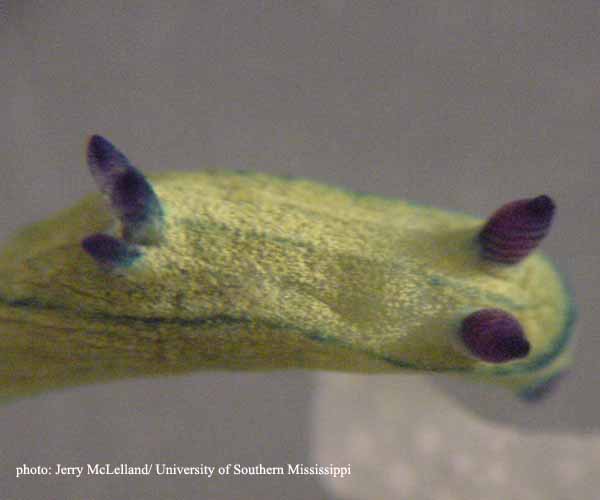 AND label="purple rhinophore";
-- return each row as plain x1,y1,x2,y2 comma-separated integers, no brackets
459,308,530,363
86,135,163,244
81,233,141,266
479,195,555,264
